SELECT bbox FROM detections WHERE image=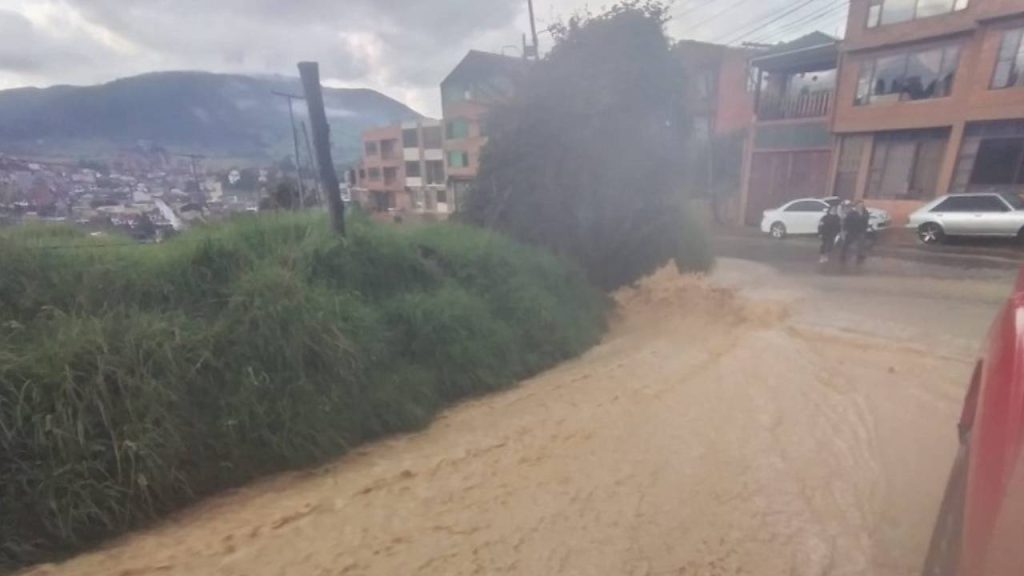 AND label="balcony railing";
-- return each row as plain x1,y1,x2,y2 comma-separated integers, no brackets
757,89,833,121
